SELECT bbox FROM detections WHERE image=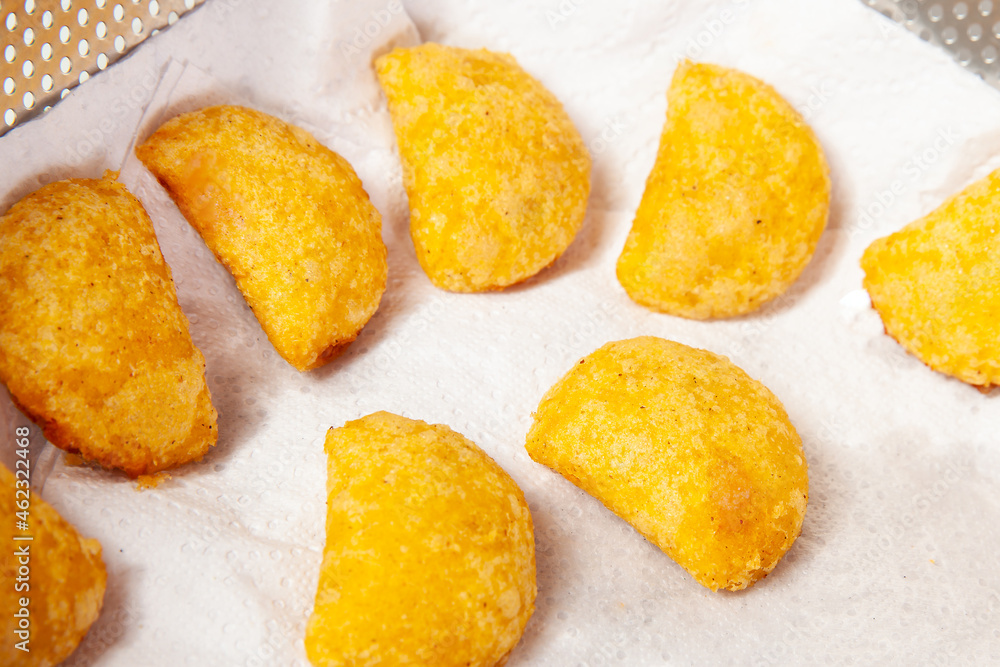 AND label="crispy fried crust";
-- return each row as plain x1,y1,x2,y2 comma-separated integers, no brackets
1,463,107,666
375,44,591,292
136,105,387,371
526,337,808,591
0,173,217,477
305,412,536,666
861,169,1000,390
617,61,830,318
